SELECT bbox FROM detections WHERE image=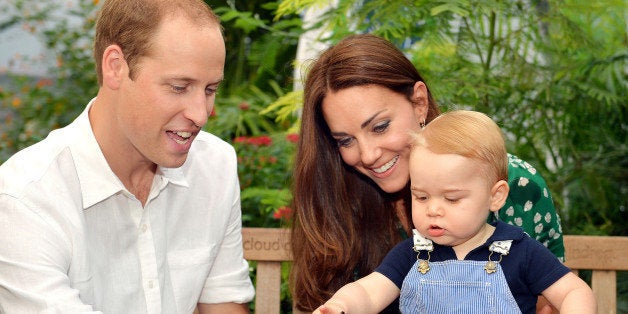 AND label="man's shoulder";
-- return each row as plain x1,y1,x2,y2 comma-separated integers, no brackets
1,135,64,180
0,126,79,197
